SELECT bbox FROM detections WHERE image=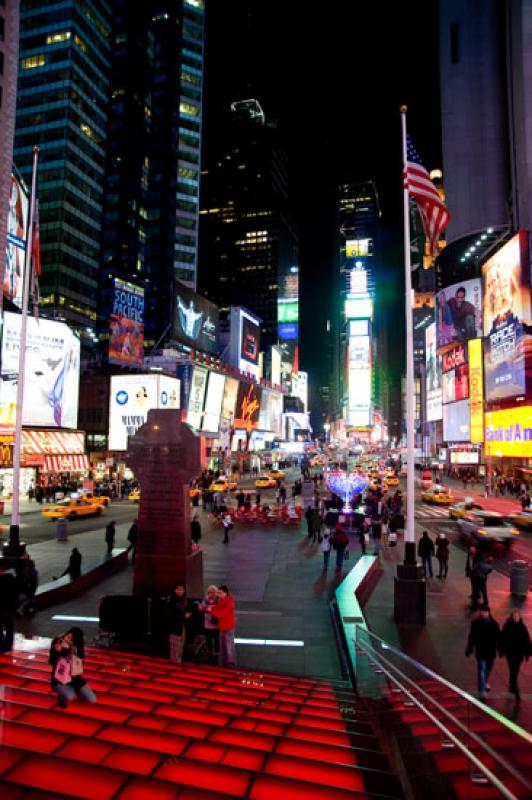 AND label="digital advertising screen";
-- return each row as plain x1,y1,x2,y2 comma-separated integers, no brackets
201,372,225,433
234,382,262,432
468,338,484,443
277,300,299,324
482,232,532,401
4,175,29,308
436,278,482,349
278,322,298,340
240,315,260,366
219,376,239,449
172,281,219,356
186,366,208,430
345,296,373,320
109,279,145,367
450,450,480,465
158,375,180,410
425,323,442,421
485,405,532,457
0,313,80,433
108,374,159,451
347,325,372,427
443,398,470,442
